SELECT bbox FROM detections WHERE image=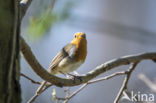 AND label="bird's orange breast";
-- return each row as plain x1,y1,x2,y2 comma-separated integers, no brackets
71,37,87,62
